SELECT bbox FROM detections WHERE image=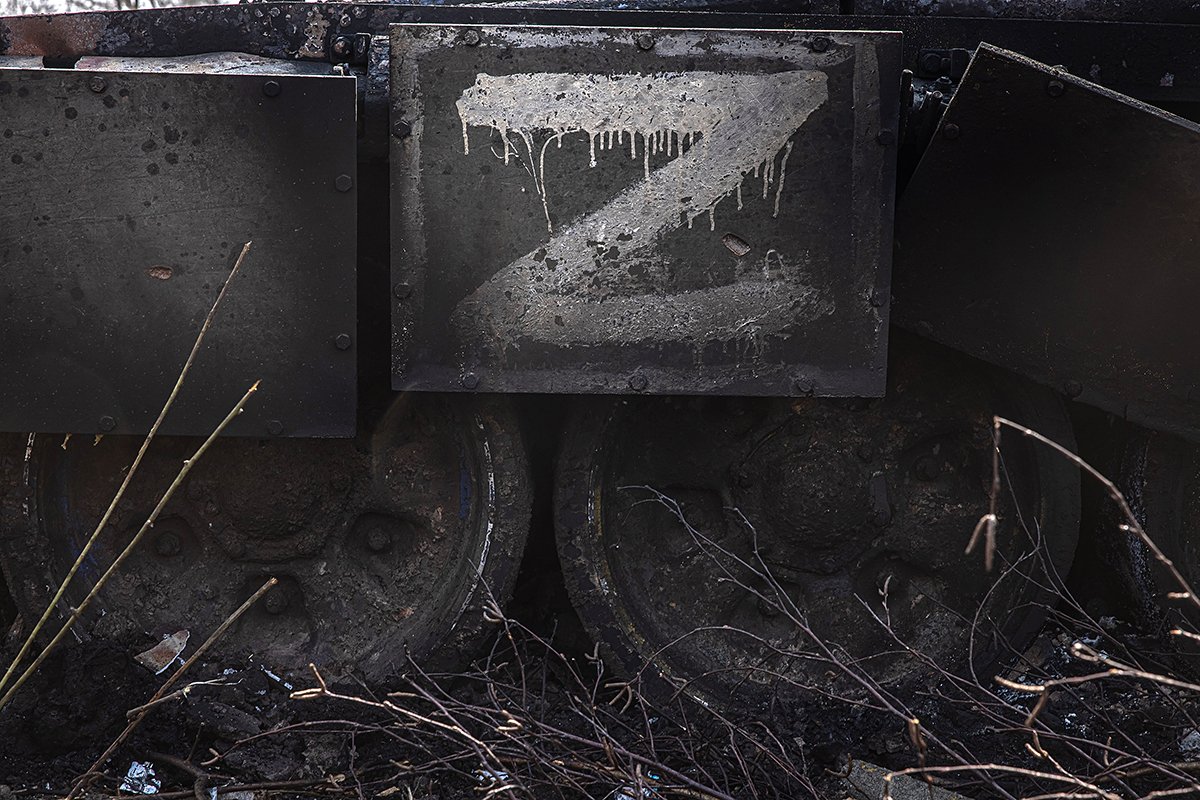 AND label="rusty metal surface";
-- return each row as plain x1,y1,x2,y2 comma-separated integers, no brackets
0,66,357,436
2,5,1199,107
892,44,1200,442
390,24,900,397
